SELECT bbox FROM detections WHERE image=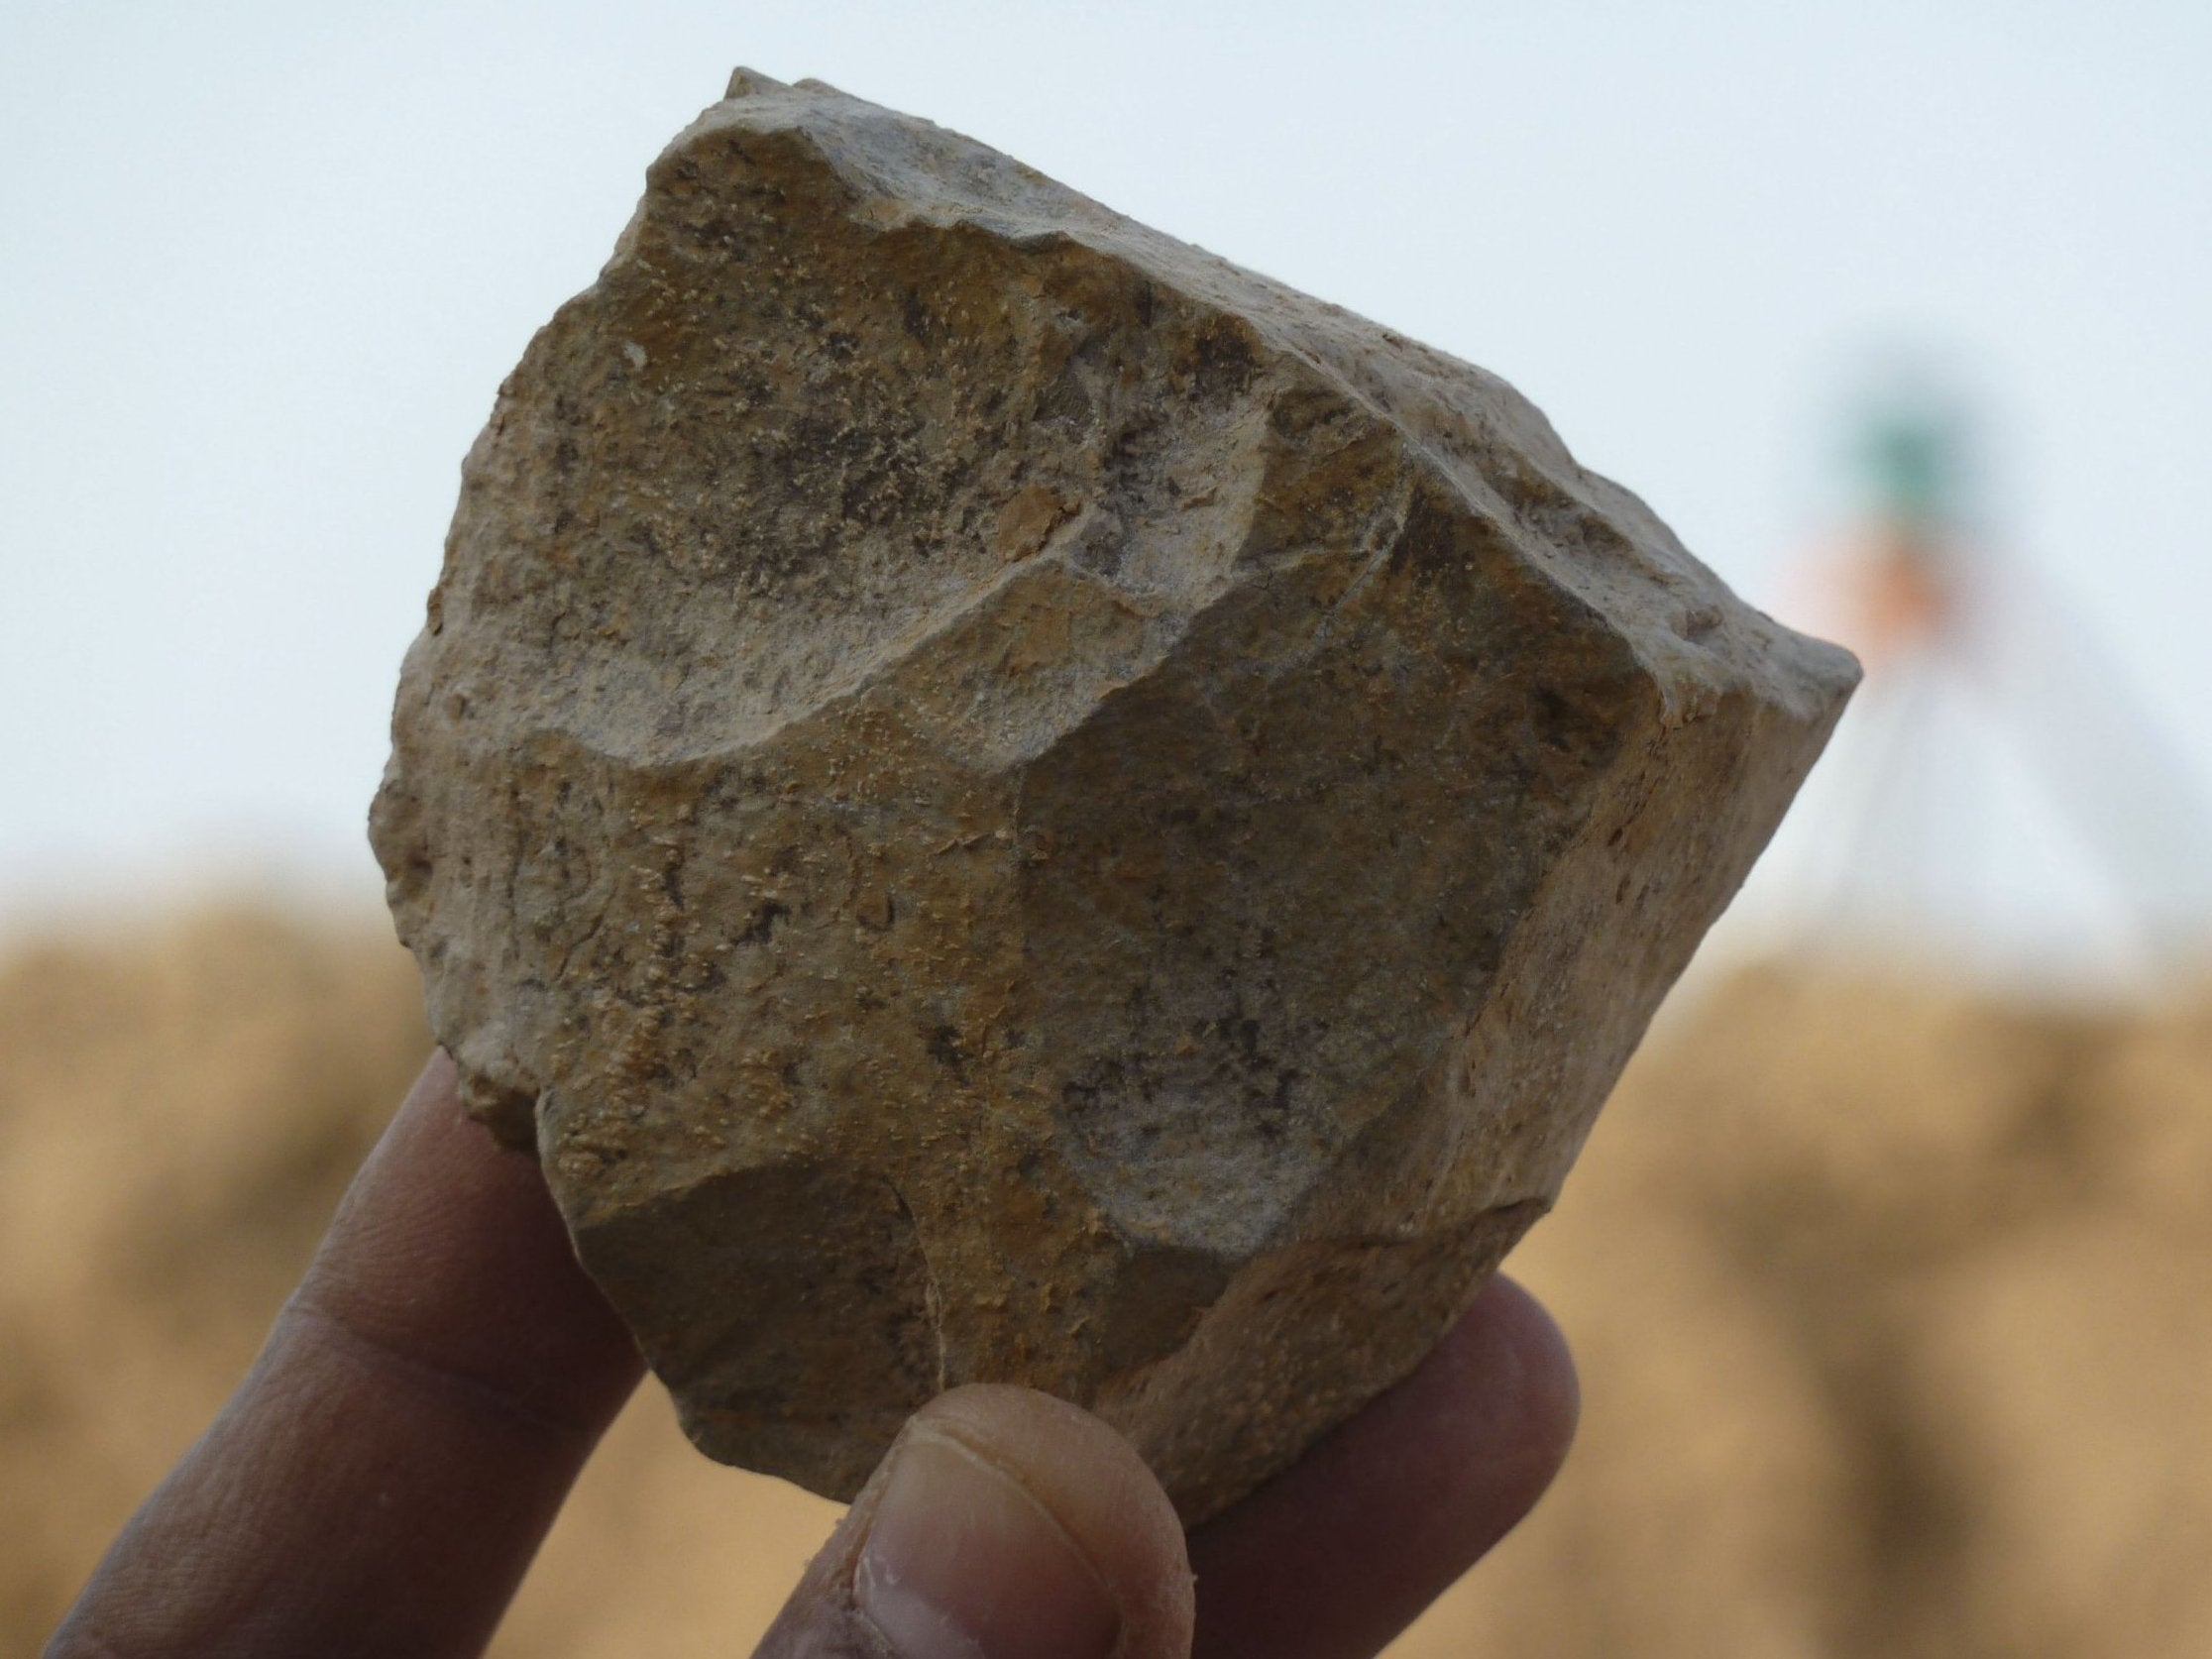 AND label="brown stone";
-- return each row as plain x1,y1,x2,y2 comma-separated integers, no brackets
368,68,1857,1522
